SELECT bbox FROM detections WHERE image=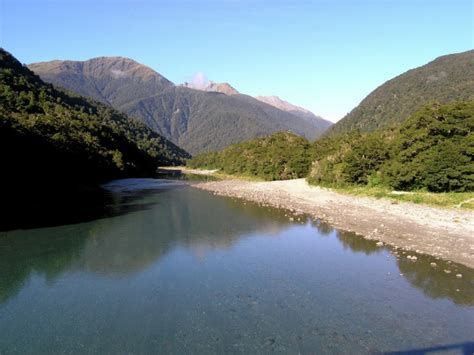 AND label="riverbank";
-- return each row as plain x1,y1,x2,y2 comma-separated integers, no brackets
193,178,474,268
159,166,219,176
